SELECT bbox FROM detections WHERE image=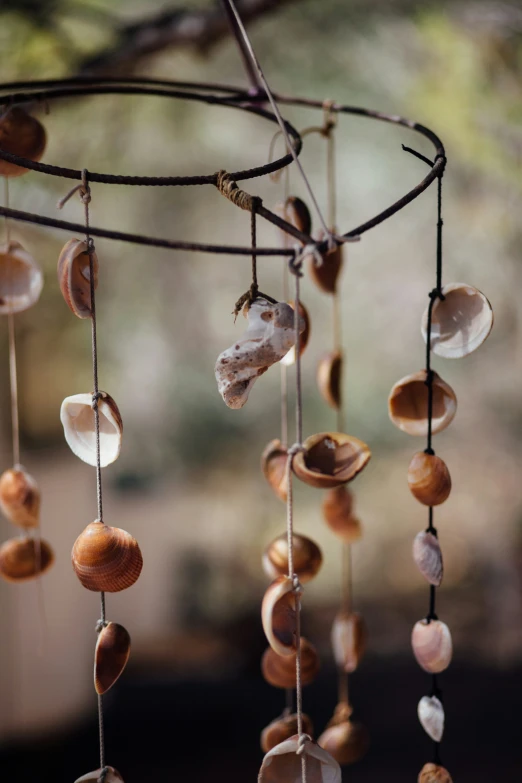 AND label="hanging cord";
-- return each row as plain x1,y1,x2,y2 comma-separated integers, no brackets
232,195,277,318
2,177,20,469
